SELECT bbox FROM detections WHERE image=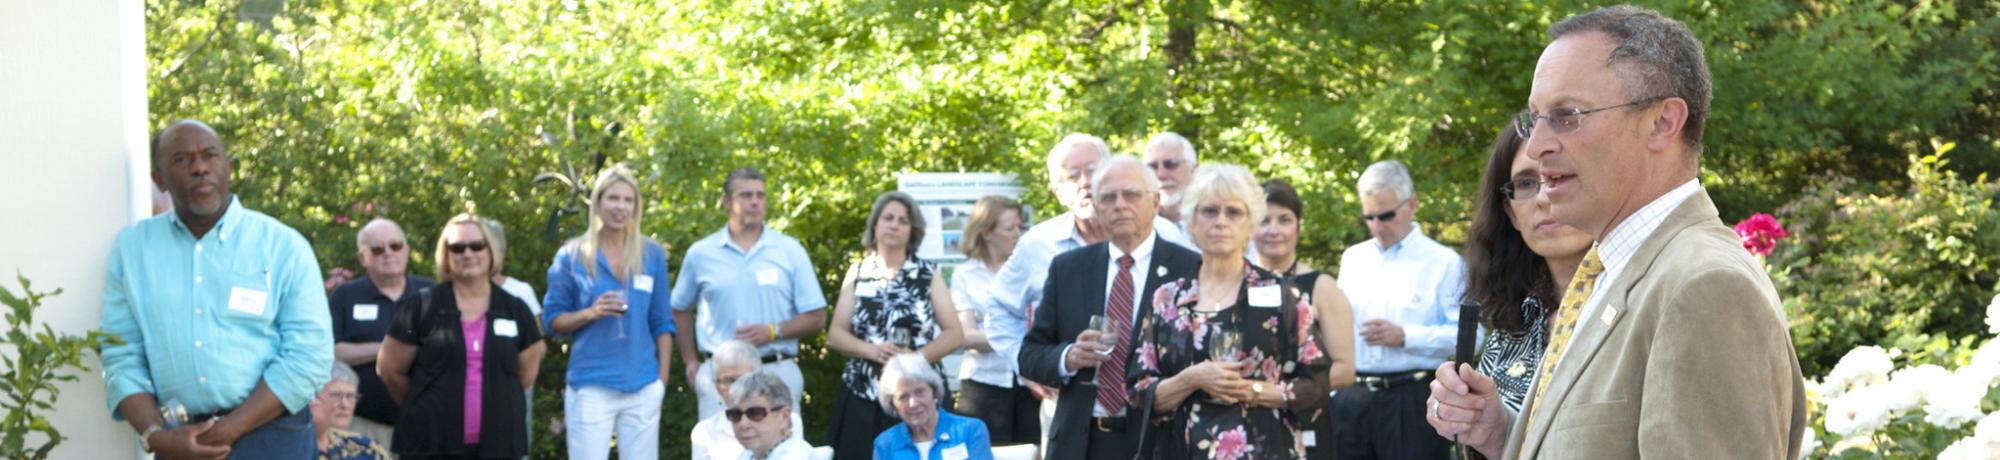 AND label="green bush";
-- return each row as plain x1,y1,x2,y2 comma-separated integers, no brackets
1,274,120,460
1773,144,2000,377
